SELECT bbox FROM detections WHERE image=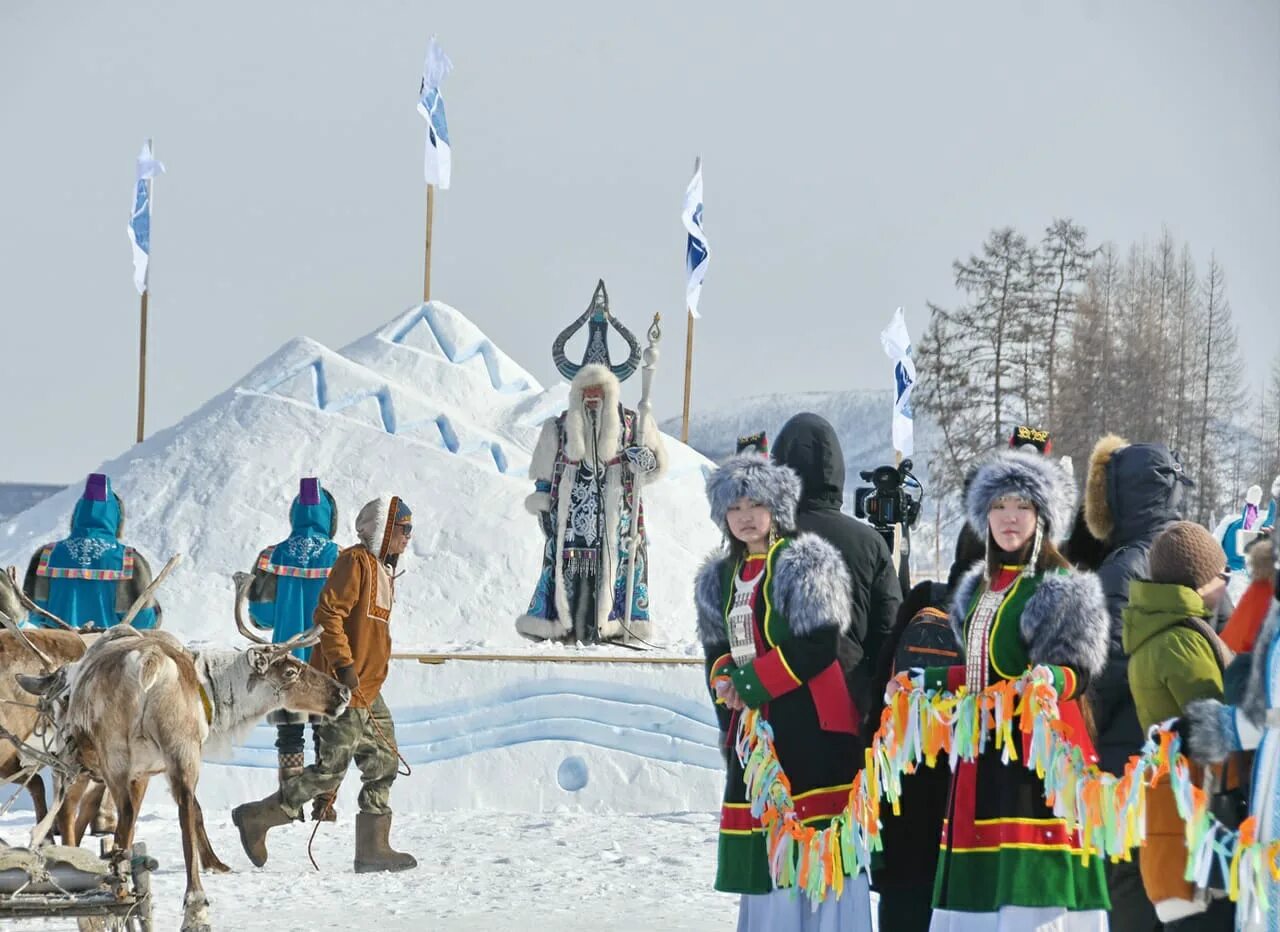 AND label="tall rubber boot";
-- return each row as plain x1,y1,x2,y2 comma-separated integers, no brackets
231,792,293,867
353,812,417,873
